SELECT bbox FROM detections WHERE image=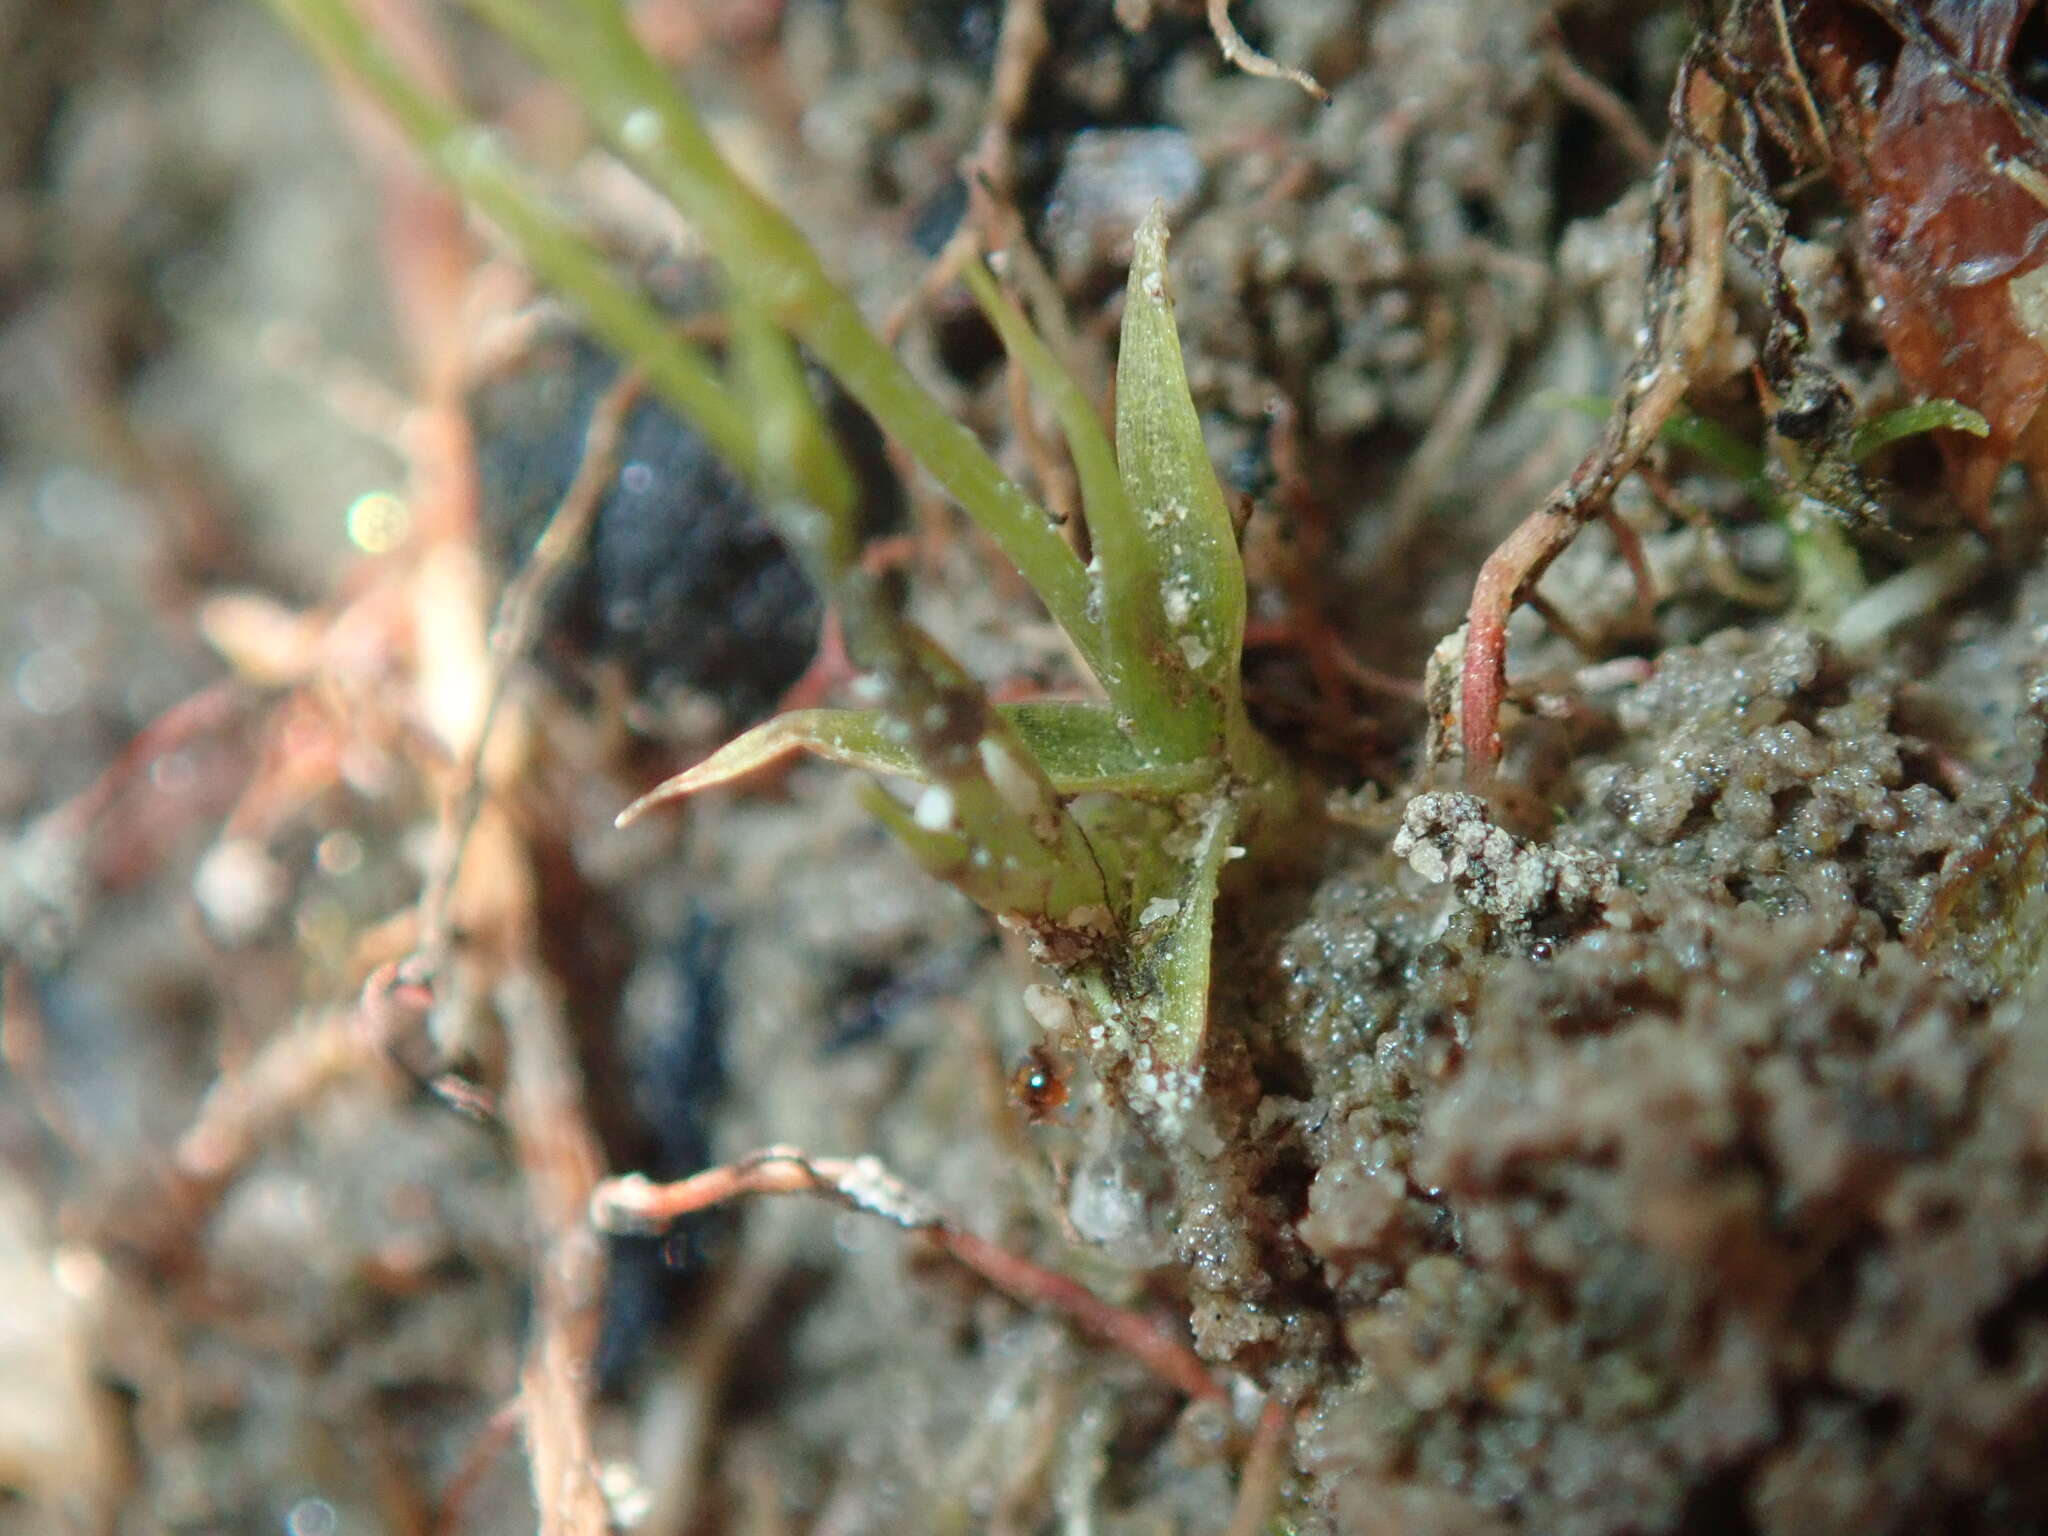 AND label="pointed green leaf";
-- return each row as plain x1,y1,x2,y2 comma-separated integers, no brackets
614,709,911,825
617,701,1215,827
1000,703,1215,797
958,257,1126,613
861,782,1116,934
1110,204,1248,760
484,0,1106,678
1119,797,1237,1073
1849,398,1990,462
